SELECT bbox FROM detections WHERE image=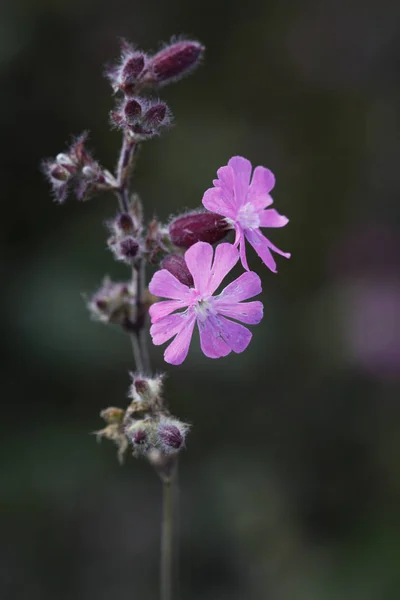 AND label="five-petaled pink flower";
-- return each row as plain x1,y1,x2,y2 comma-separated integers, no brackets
149,242,263,365
202,156,290,272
